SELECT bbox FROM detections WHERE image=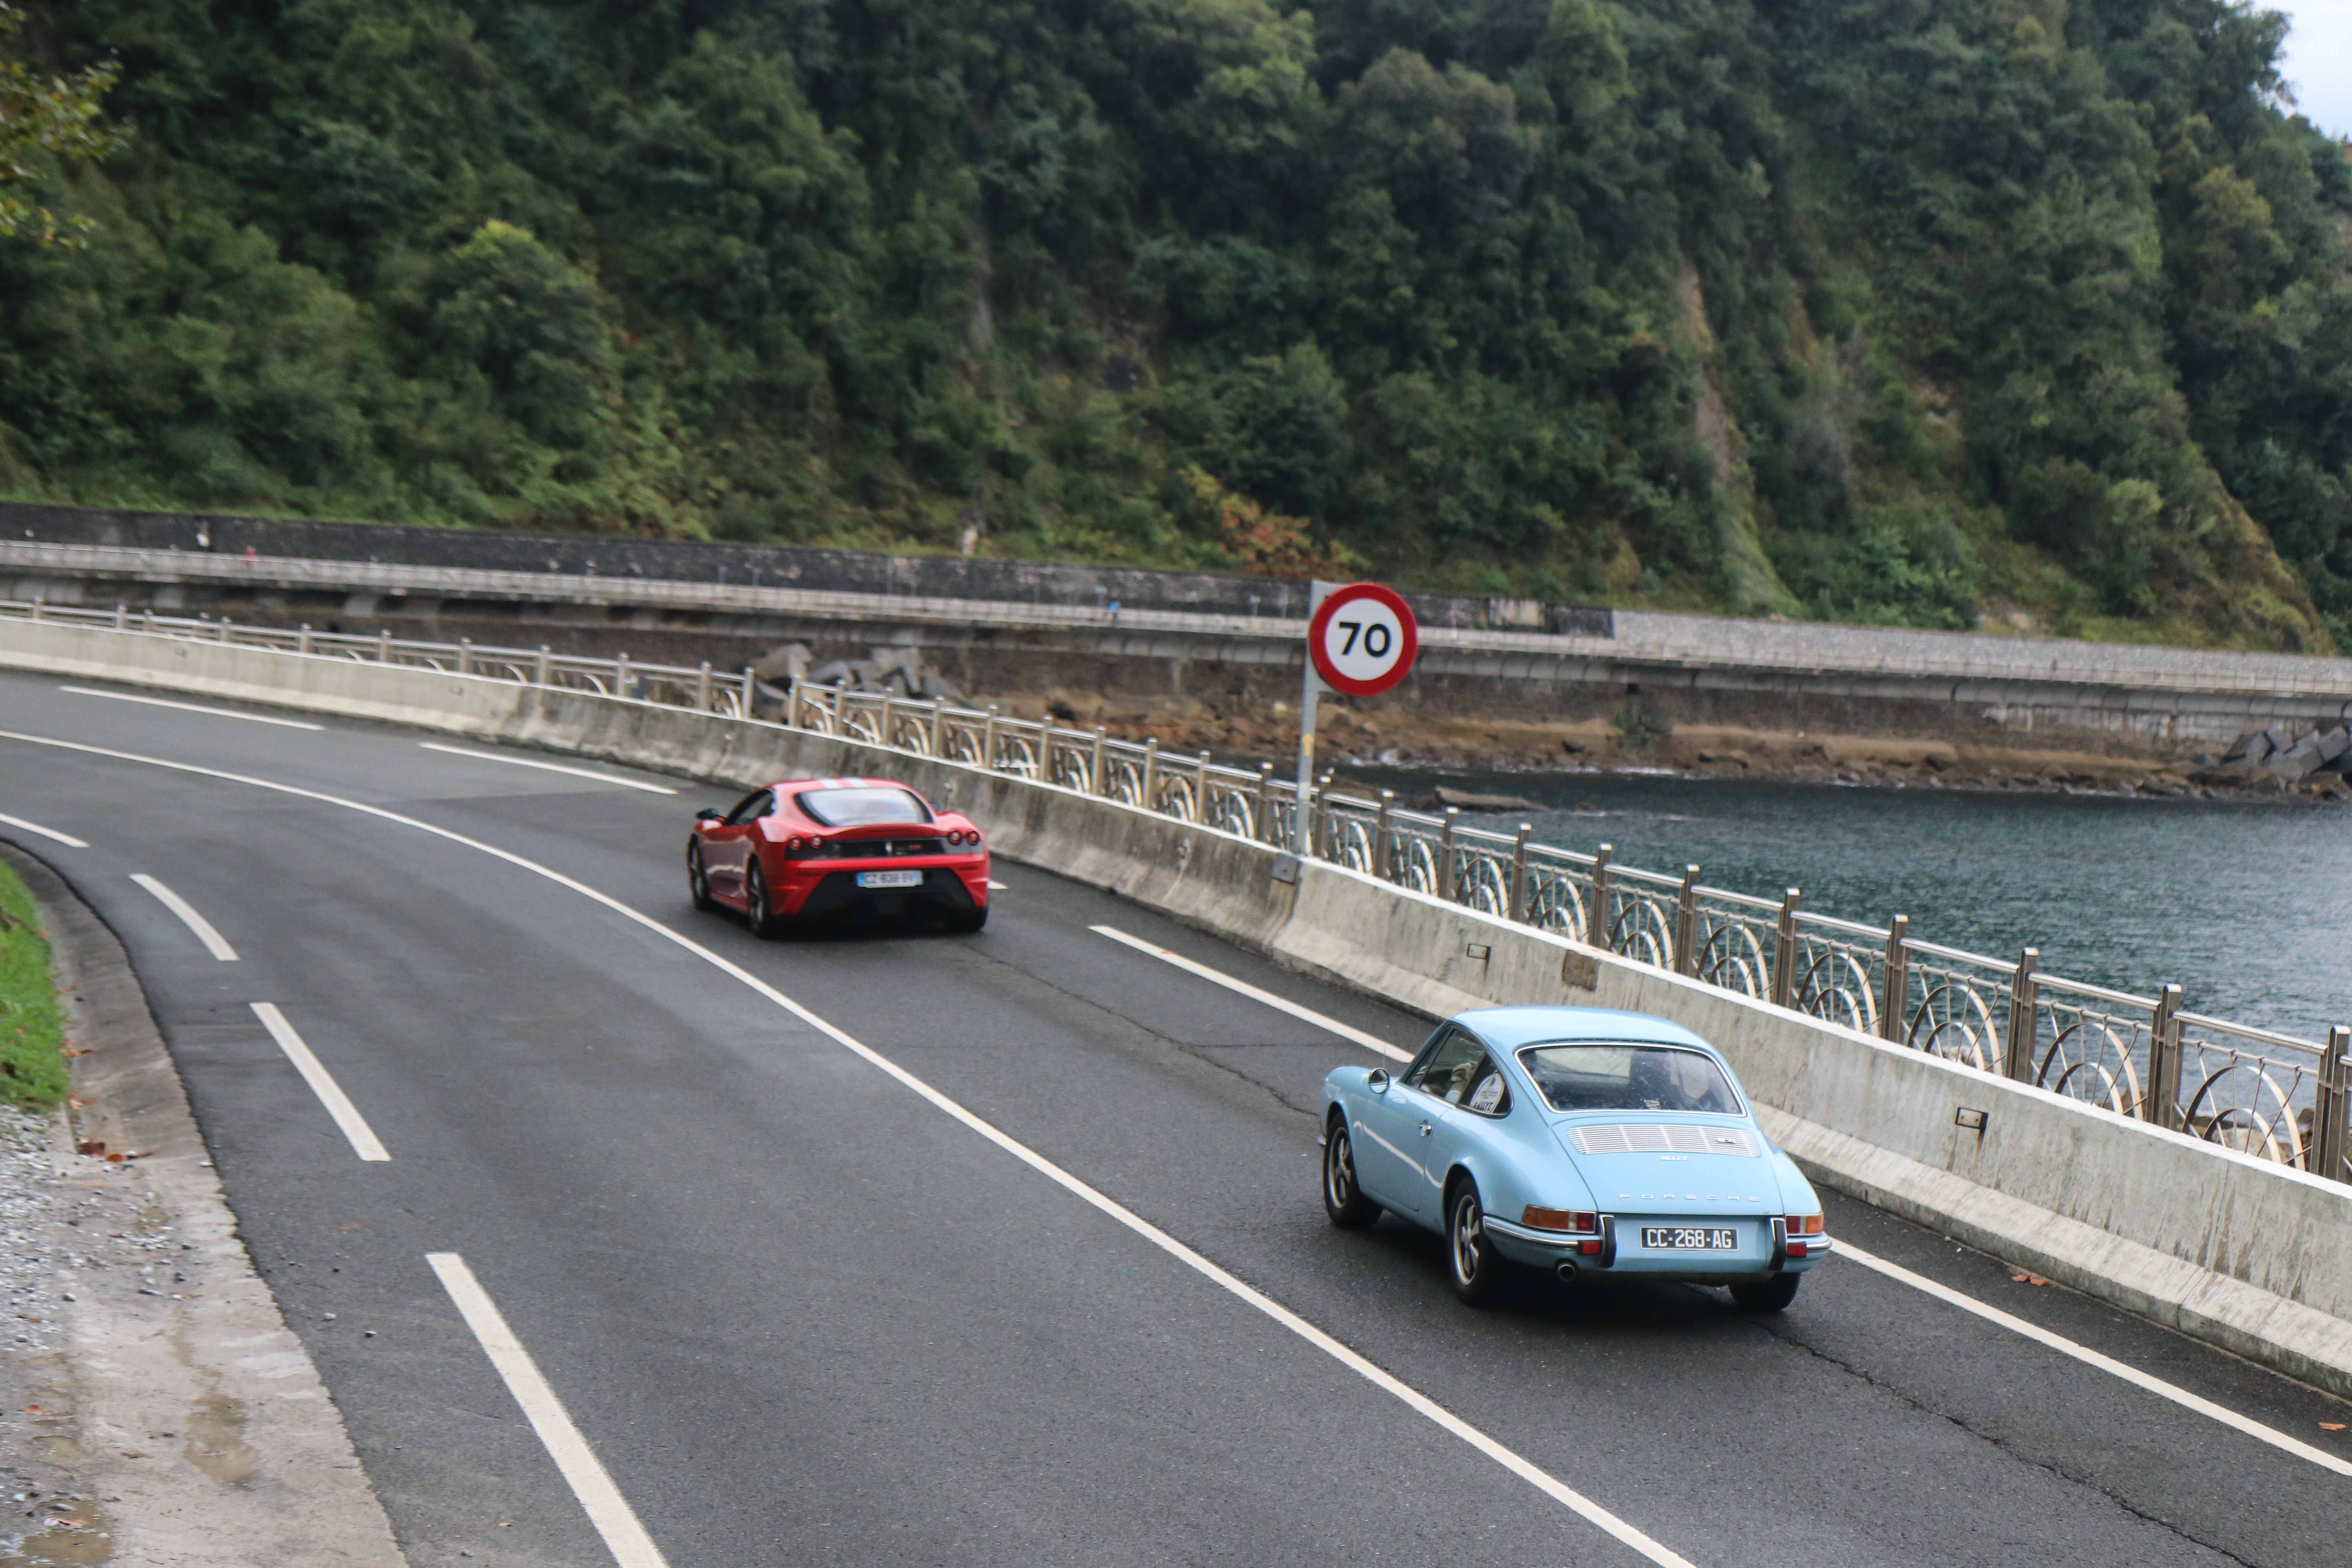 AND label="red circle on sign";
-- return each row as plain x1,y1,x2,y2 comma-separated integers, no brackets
1308,583,1419,697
